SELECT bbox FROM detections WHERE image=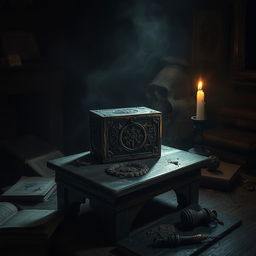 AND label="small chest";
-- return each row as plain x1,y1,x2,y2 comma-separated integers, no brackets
89,107,162,163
